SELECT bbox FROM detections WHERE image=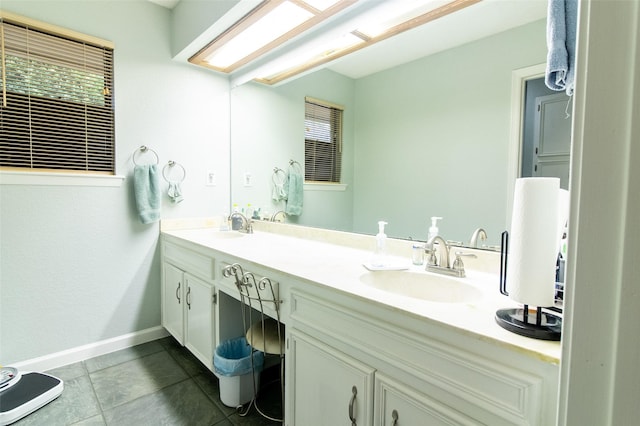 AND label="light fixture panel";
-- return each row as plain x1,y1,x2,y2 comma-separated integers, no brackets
206,1,314,68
